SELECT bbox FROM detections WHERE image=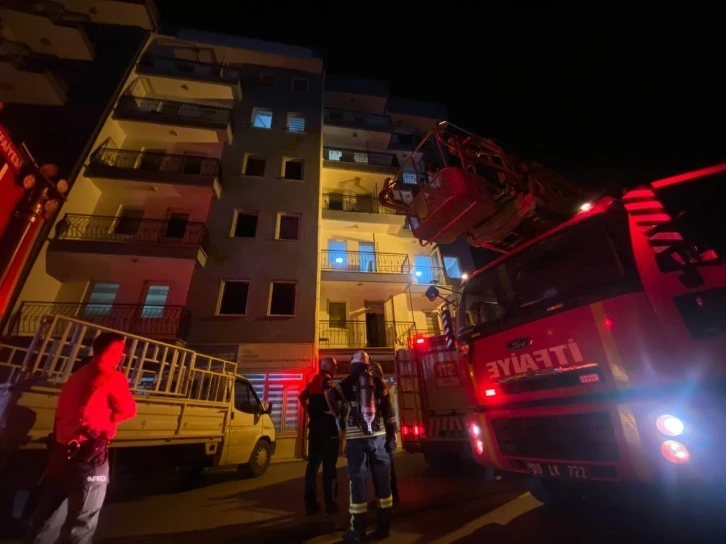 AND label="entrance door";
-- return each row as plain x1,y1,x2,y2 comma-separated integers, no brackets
359,242,376,272
365,300,387,348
